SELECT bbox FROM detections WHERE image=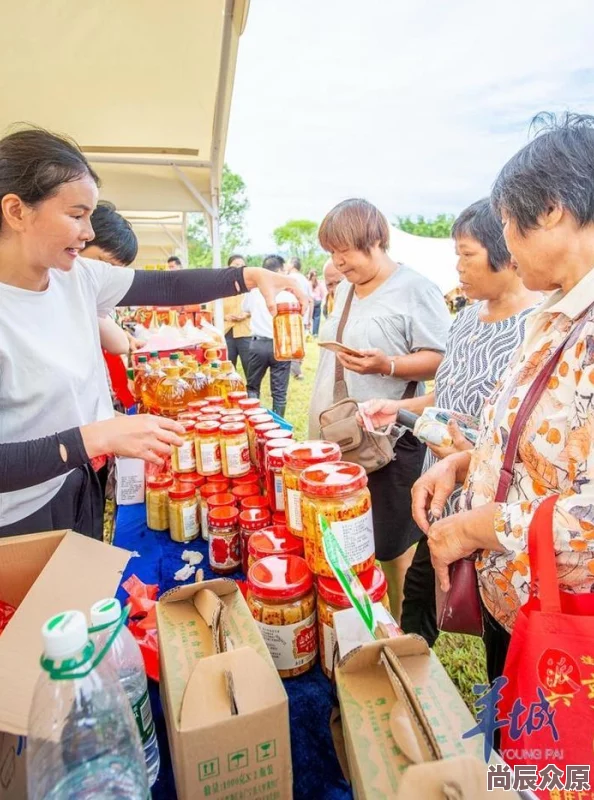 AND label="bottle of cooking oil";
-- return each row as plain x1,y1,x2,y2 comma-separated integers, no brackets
155,353,192,417
141,352,166,414
212,360,246,407
134,357,151,409
184,358,210,400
